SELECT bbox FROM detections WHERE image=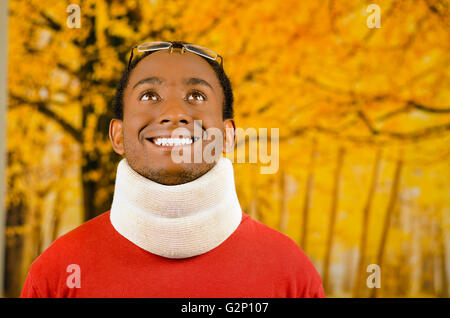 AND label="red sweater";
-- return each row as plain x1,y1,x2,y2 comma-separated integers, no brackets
21,211,325,298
